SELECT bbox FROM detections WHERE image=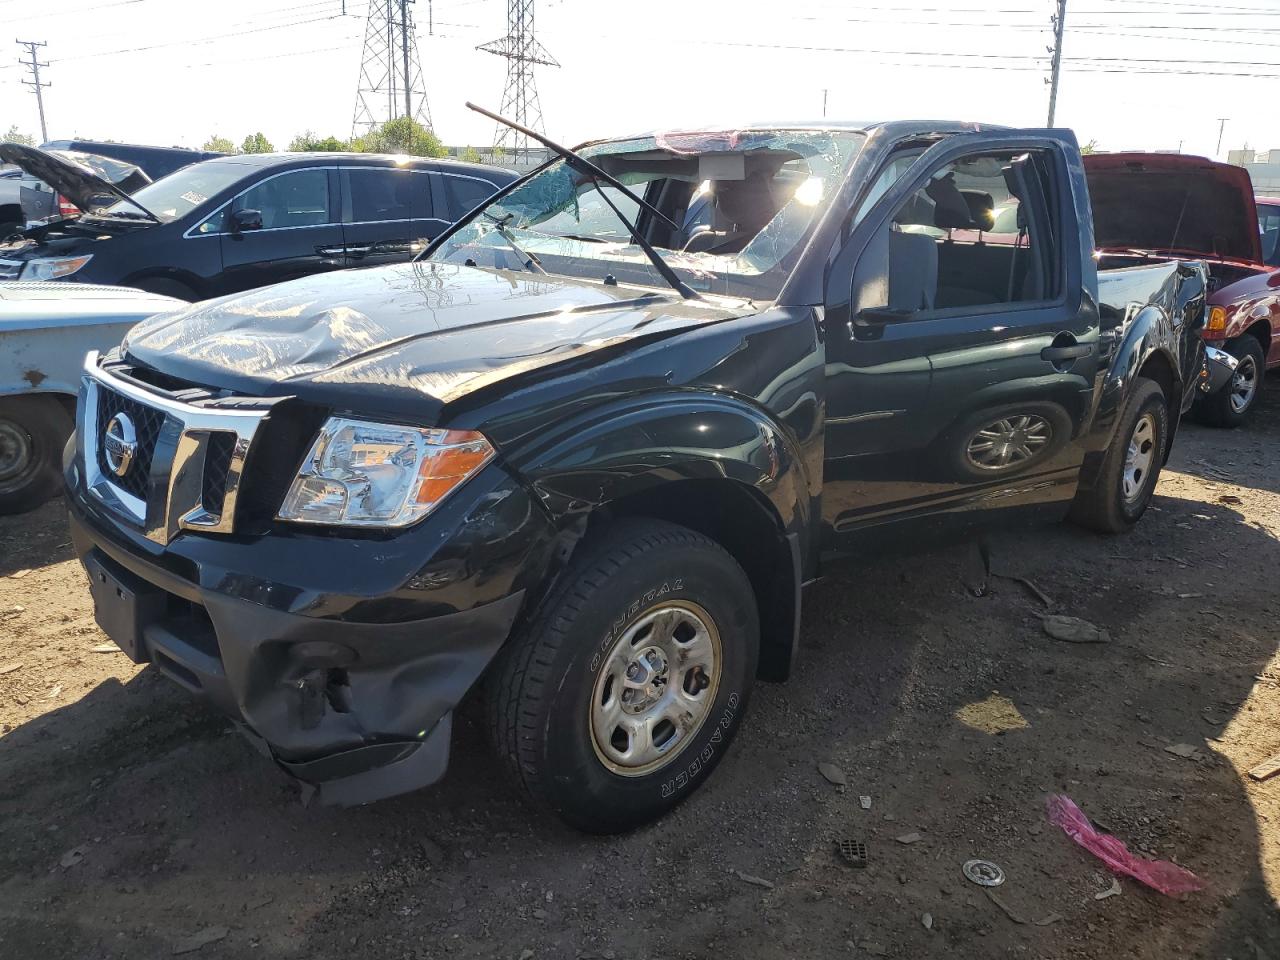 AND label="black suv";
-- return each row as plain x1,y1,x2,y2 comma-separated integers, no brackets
0,150,515,298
